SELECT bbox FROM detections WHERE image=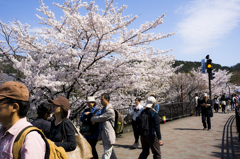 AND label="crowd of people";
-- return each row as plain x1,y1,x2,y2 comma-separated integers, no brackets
1,80,238,159
194,92,239,131
0,81,163,159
